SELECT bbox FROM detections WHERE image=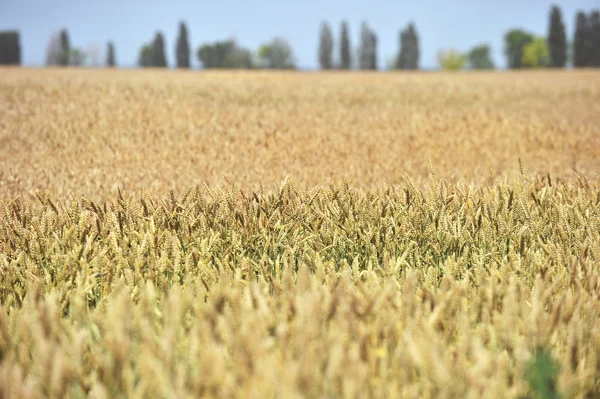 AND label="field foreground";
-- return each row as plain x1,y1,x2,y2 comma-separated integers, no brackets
1,69,600,398
1,178,599,398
